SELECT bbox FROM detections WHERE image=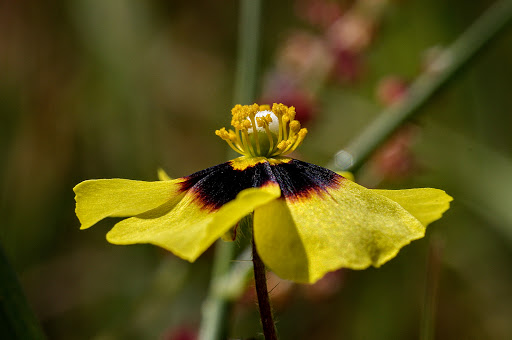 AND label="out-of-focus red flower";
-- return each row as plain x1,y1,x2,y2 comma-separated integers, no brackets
330,47,363,83
326,12,376,83
376,76,409,106
260,71,317,125
260,89,316,126
294,0,344,29
301,270,344,301
372,125,419,180
276,31,333,86
327,12,375,54
162,325,198,340
372,76,417,179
